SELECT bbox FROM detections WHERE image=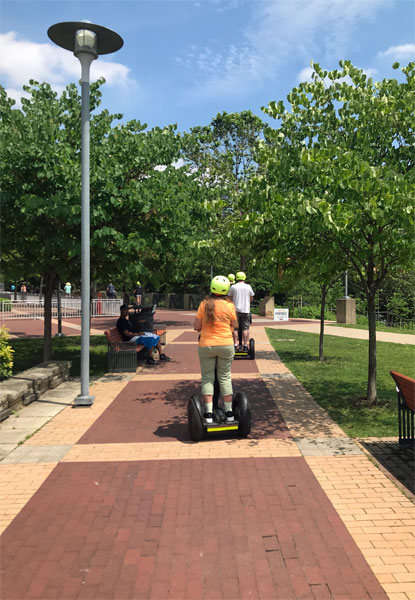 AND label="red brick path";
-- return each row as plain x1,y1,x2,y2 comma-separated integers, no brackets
1,458,387,600
0,310,392,599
